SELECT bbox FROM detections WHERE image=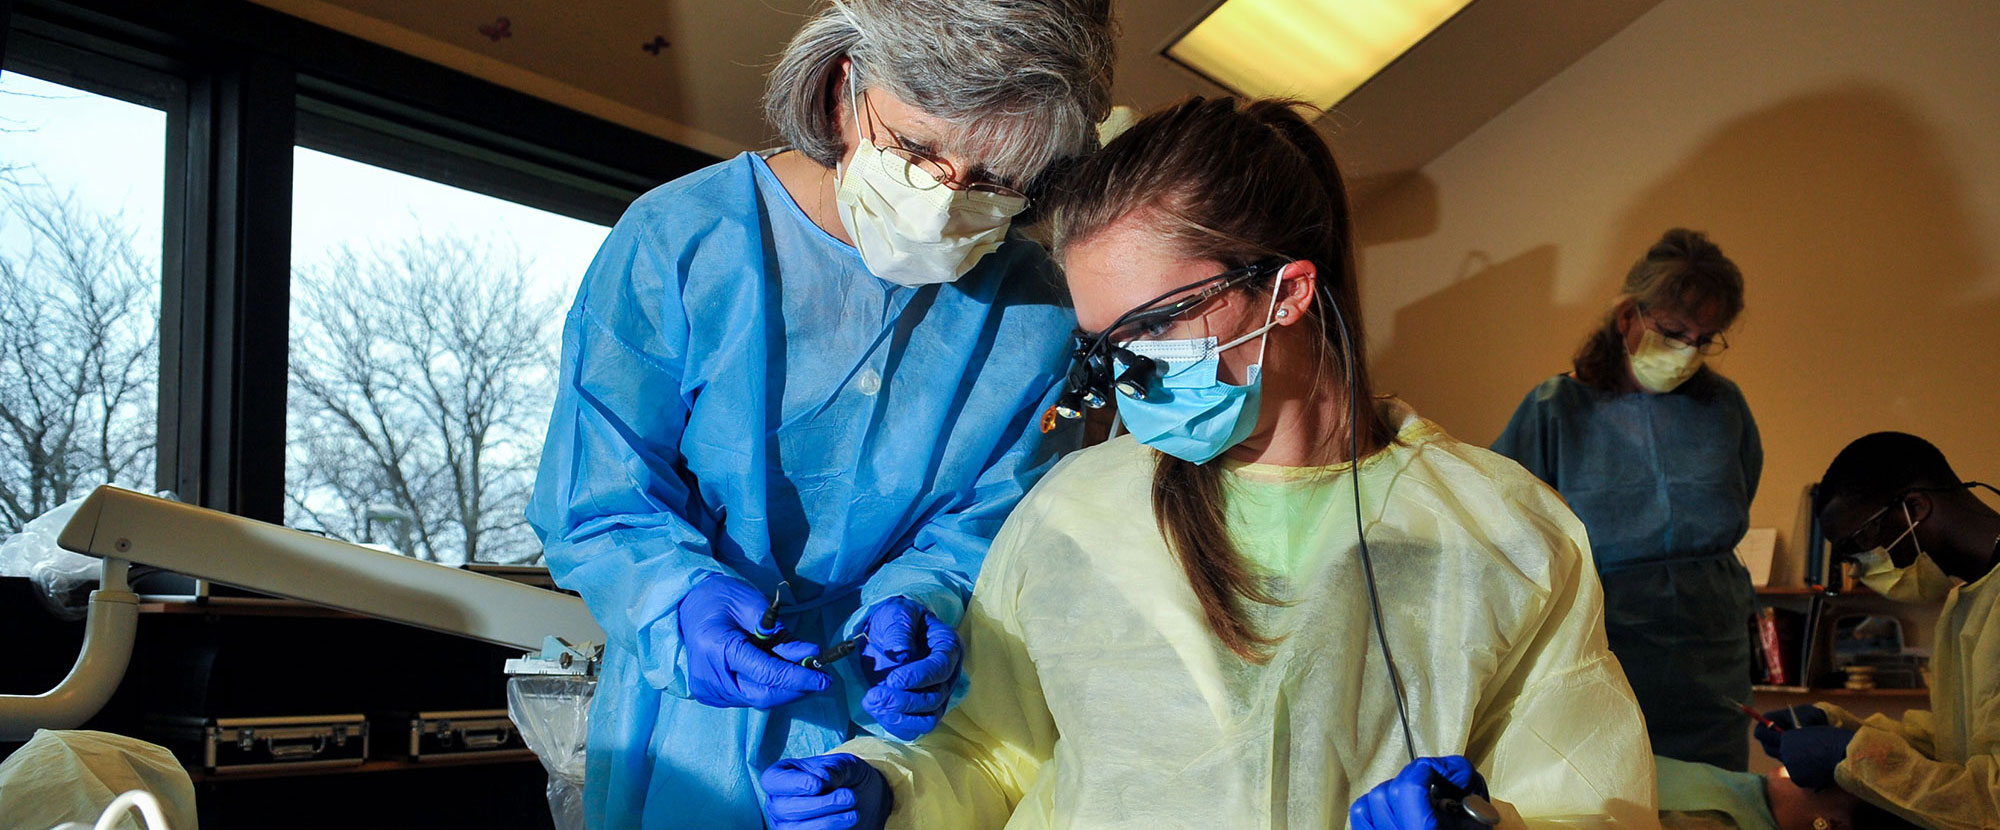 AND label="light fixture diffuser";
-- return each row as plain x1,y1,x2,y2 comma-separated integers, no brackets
1165,0,1476,112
